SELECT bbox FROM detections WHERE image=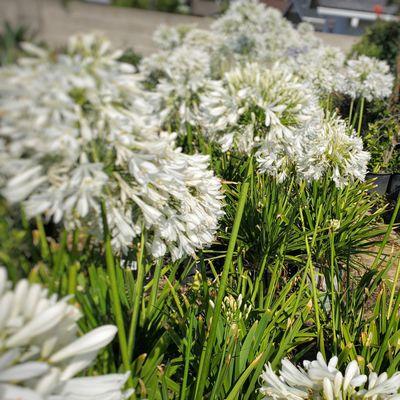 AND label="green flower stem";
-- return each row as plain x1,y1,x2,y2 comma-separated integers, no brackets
100,201,133,388
127,231,145,362
300,207,325,357
388,258,400,319
357,97,365,136
148,258,162,320
194,160,251,400
348,98,354,123
186,122,193,154
250,254,267,305
52,230,68,293
35,215,50,260
180,311,195,400
329,231,337,353
68,261,79,298
351,99,360,130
